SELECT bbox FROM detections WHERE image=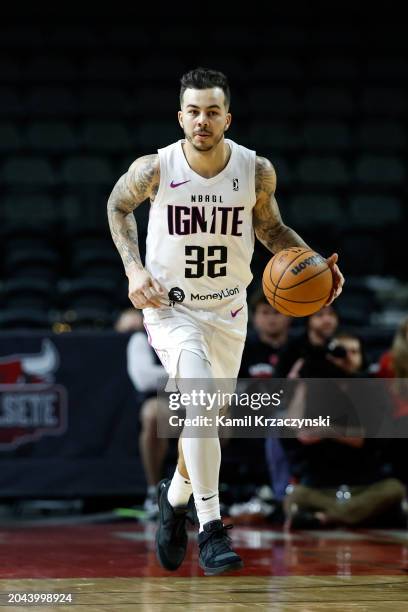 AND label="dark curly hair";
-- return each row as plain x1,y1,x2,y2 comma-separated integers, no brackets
180,67,230,110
